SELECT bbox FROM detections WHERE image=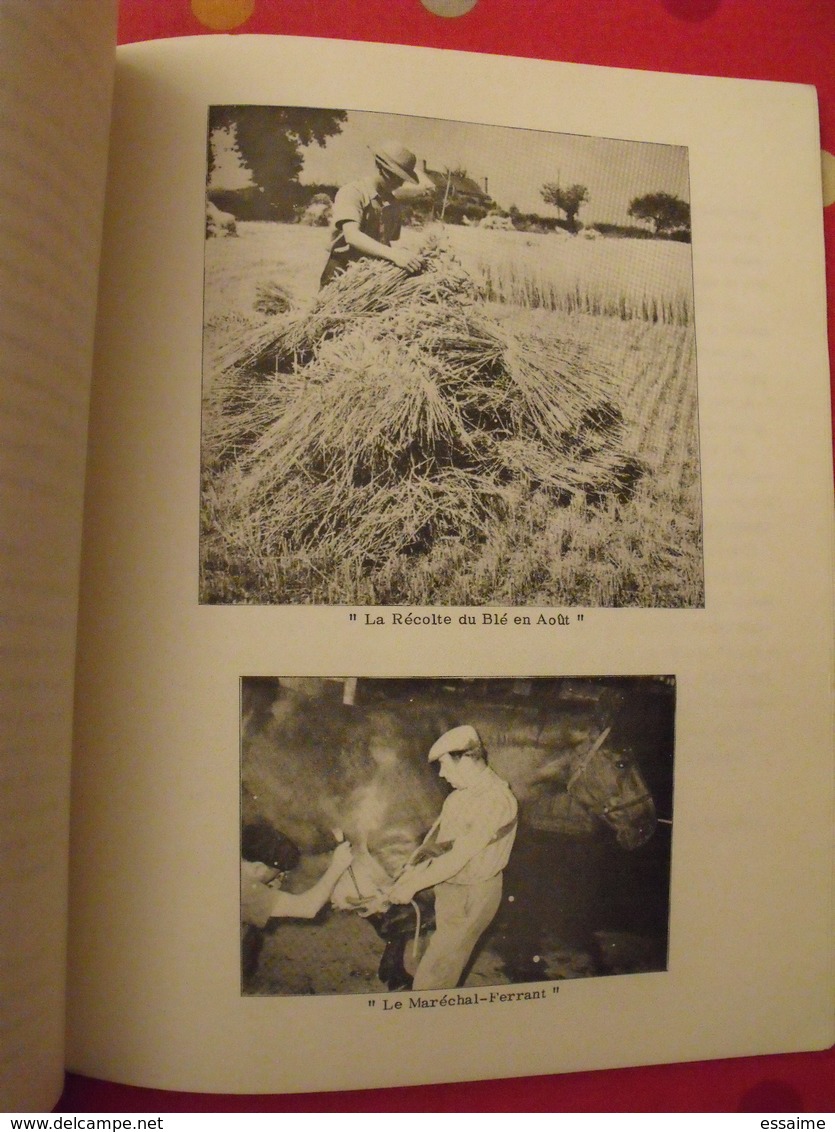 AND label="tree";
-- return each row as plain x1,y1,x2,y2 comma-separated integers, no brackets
627,192,690,236
540,182,589,231
208,106,347,221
